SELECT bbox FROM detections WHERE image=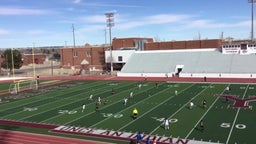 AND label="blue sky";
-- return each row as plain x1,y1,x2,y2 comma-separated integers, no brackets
0,0,254,48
